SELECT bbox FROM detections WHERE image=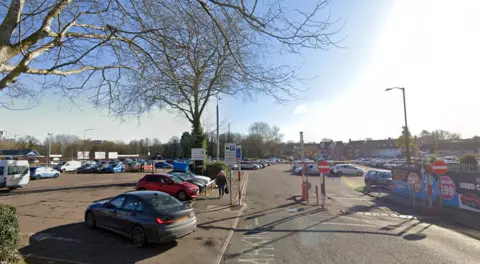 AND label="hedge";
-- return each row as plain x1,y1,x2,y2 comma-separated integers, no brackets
0,204,21,263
